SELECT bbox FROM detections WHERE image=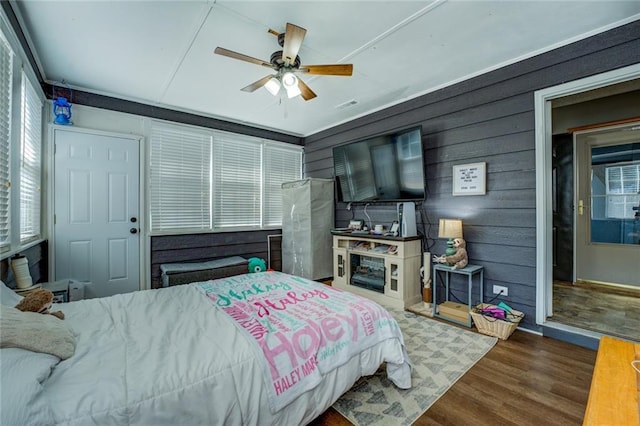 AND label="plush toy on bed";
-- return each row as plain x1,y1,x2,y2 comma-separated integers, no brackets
433,238,468,270
247,257,267,273
14,288,65,320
